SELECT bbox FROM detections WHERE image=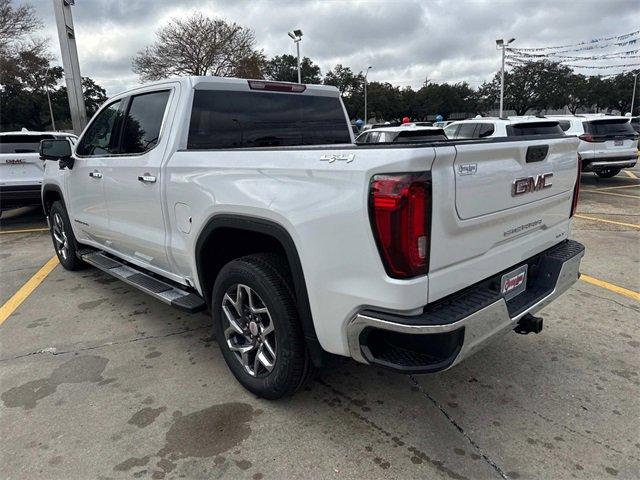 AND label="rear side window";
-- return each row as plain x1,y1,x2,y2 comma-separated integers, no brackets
584,119,636,136
507,121,563,136
120,90,171,154
188,90,350,149
77,100,122,156
0,134,54,153
557,120,571,132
